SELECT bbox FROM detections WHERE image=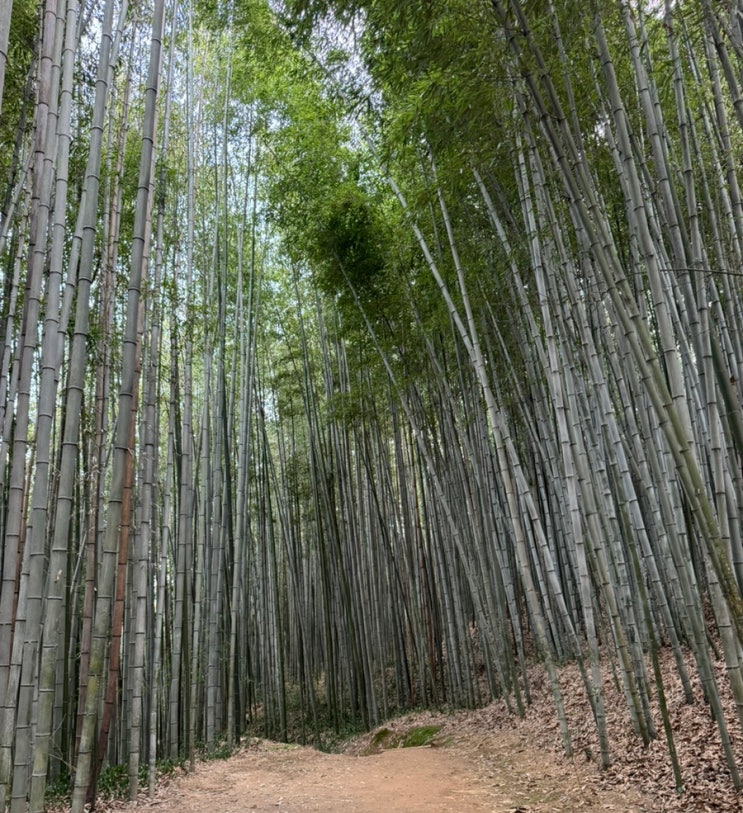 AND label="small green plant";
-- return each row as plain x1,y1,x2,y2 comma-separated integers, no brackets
44,773,72,807
97,763,129,800
157,756,185,776
46,756,188,807
401,725,442,748
202,738,235,760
